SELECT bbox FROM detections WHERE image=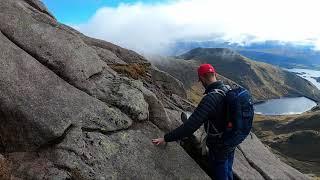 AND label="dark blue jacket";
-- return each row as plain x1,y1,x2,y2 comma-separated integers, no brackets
164,81,228,145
